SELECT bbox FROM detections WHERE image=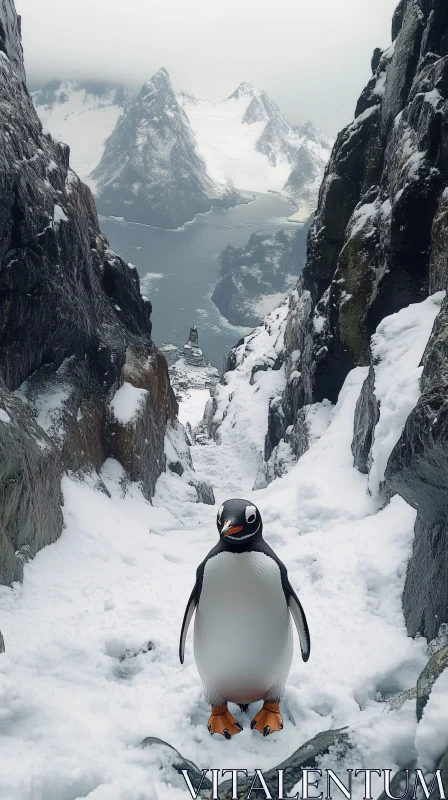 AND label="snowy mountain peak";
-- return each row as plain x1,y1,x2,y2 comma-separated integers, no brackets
92,68,241,228
179,82,333,220
228,81,261,100
140,67,171,95
294,119,334,150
